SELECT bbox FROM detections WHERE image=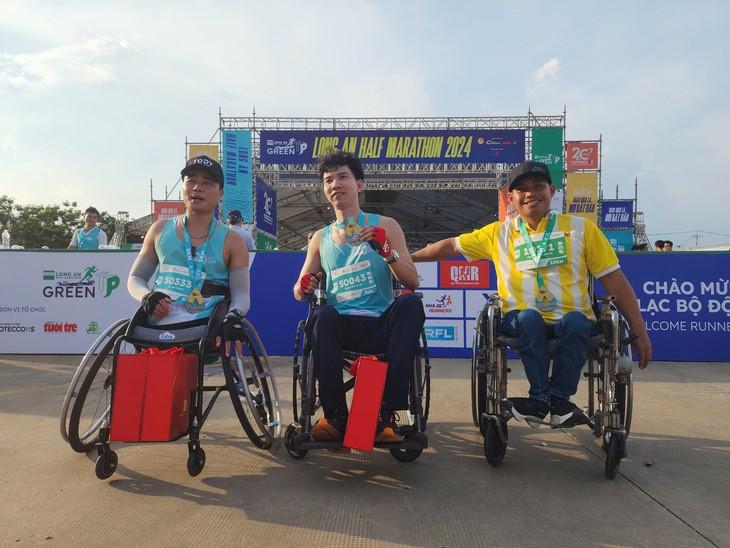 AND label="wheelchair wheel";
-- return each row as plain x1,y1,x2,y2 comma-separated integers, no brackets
60,319,128,444
187,447,206,476
471,311,488,432
484,418,508,467
615,375,633,437
604,432,624,479
95,450,118,480
222,322,281,450
390,446,423,462
284,424,308,459
67,323,136,453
